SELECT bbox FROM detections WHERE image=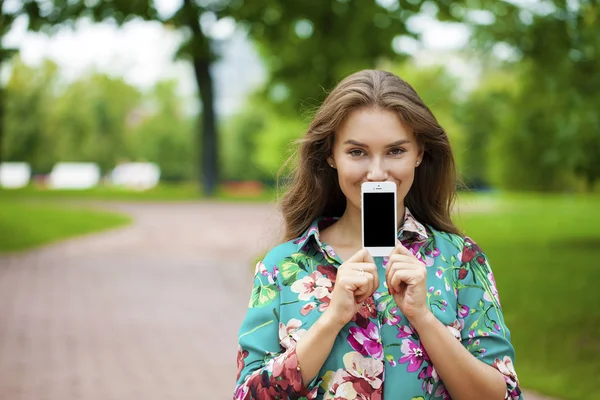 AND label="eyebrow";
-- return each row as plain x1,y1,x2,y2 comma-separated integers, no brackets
343,139,411,148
